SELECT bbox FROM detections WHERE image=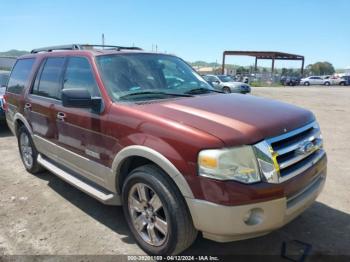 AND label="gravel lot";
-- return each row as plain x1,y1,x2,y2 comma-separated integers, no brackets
0,87,349,259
